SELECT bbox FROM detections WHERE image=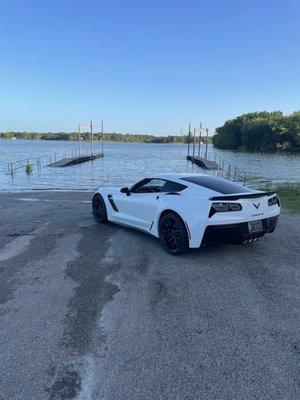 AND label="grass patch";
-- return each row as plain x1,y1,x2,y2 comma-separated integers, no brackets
258,182,300,214
25,164,33,174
